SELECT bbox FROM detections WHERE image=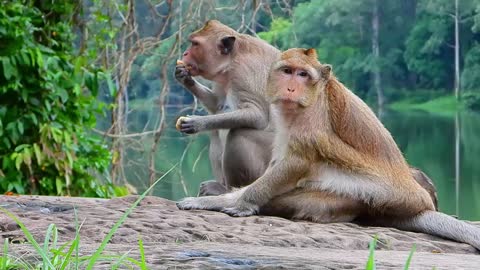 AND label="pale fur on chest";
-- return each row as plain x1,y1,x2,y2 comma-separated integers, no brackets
272,104,394,206
297,164,393,206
